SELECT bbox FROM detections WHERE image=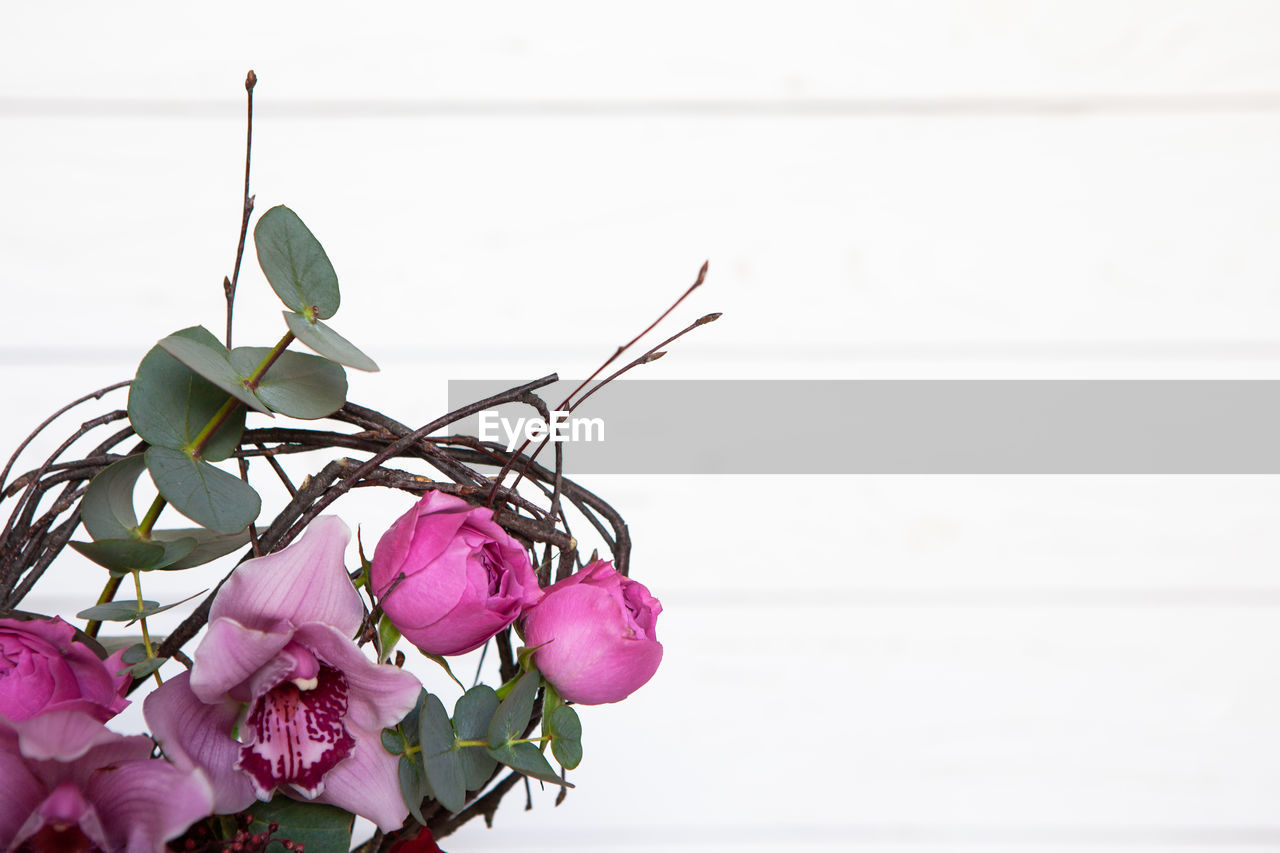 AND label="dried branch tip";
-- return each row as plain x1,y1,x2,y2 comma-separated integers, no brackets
694,260,709,286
